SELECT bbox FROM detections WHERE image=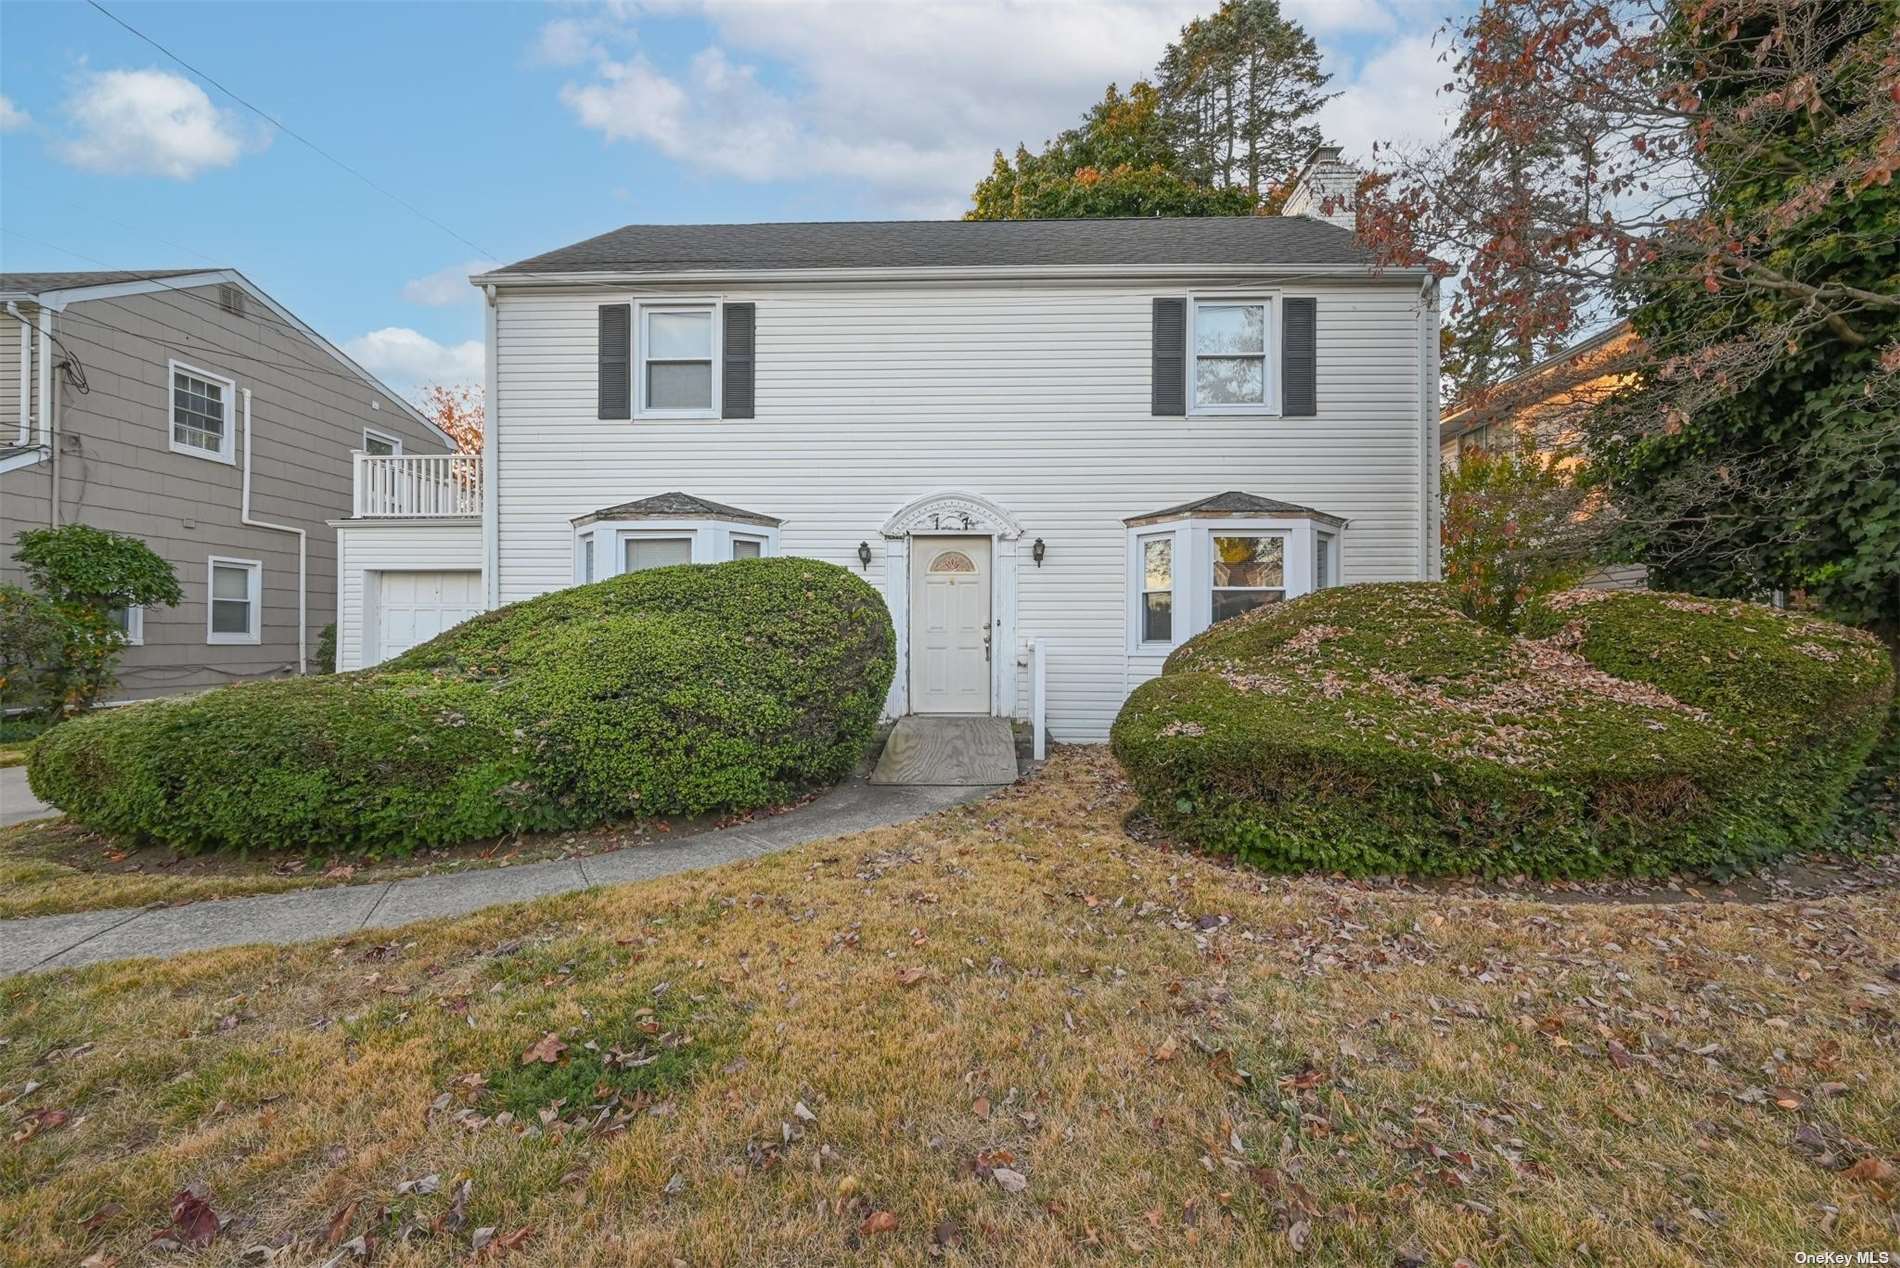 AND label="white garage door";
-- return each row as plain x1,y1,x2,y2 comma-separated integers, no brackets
374,571,483,663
